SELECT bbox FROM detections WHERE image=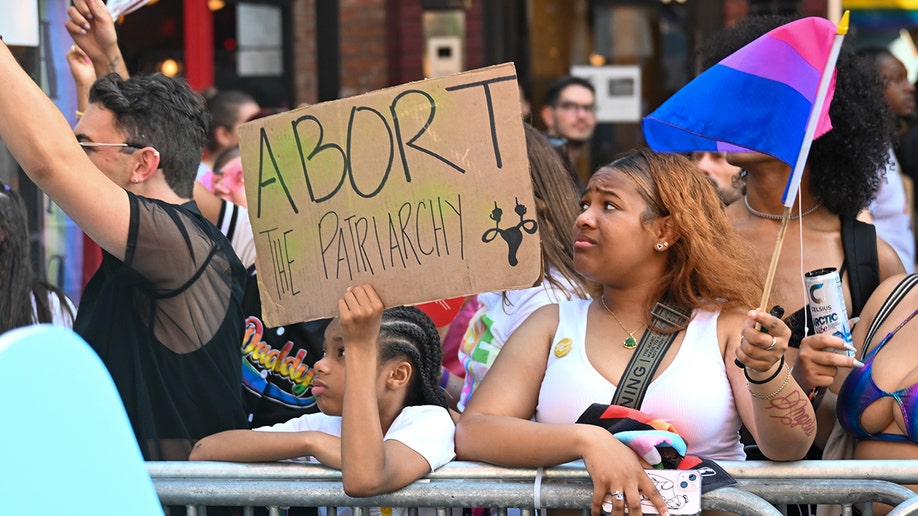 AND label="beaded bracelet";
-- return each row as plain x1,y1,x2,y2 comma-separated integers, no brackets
744,354,785,384
748,364,791,400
